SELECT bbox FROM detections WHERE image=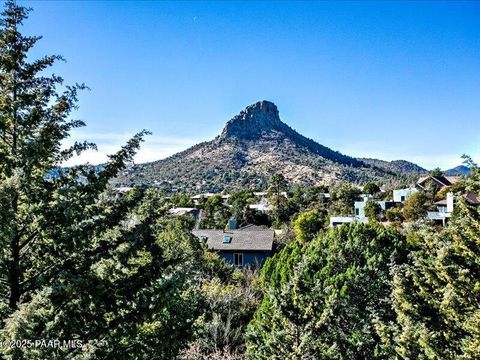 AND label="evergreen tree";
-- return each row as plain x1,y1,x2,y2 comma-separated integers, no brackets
363,182,381,196
403,191,429,221
382,198,480,359
364,200,382,221
0,0,150,312
0,3,205,358
293,209,327,243
329,183,362,216
247,223,406,359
